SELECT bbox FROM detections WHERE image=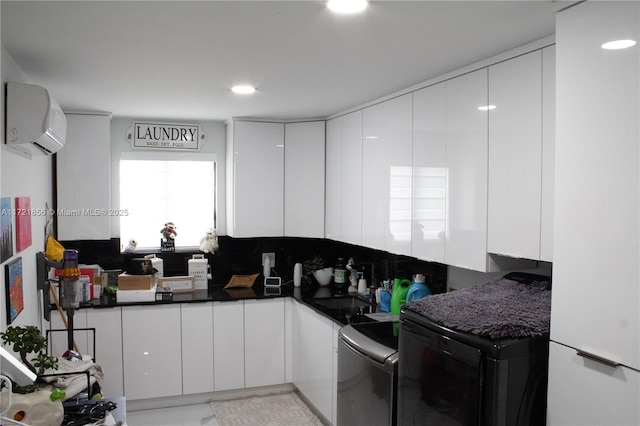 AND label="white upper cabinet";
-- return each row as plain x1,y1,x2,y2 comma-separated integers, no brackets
325,110,363,246
56,113,111,240
362,94,413,255
412,83,447,263
548,1,639,423
284,121,325,238
226,120,285,237
539,45,555,262
487,50,543,260
552,0,639,370
444,69,490,272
